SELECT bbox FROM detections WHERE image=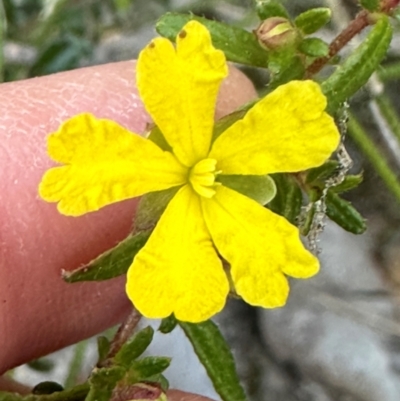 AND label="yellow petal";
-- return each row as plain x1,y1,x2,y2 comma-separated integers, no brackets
39,113,187,216
137,21,228,167
209,80,340,175
201,186,319,308
126,184,229,322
